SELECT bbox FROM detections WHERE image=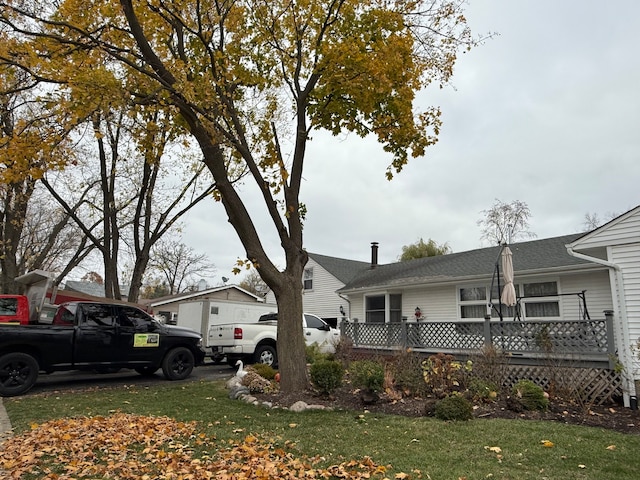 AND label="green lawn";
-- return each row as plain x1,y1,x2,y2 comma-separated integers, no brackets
3,380,639,479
